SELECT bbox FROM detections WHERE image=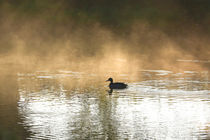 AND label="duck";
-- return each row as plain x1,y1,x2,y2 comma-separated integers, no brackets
106,77,128,89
